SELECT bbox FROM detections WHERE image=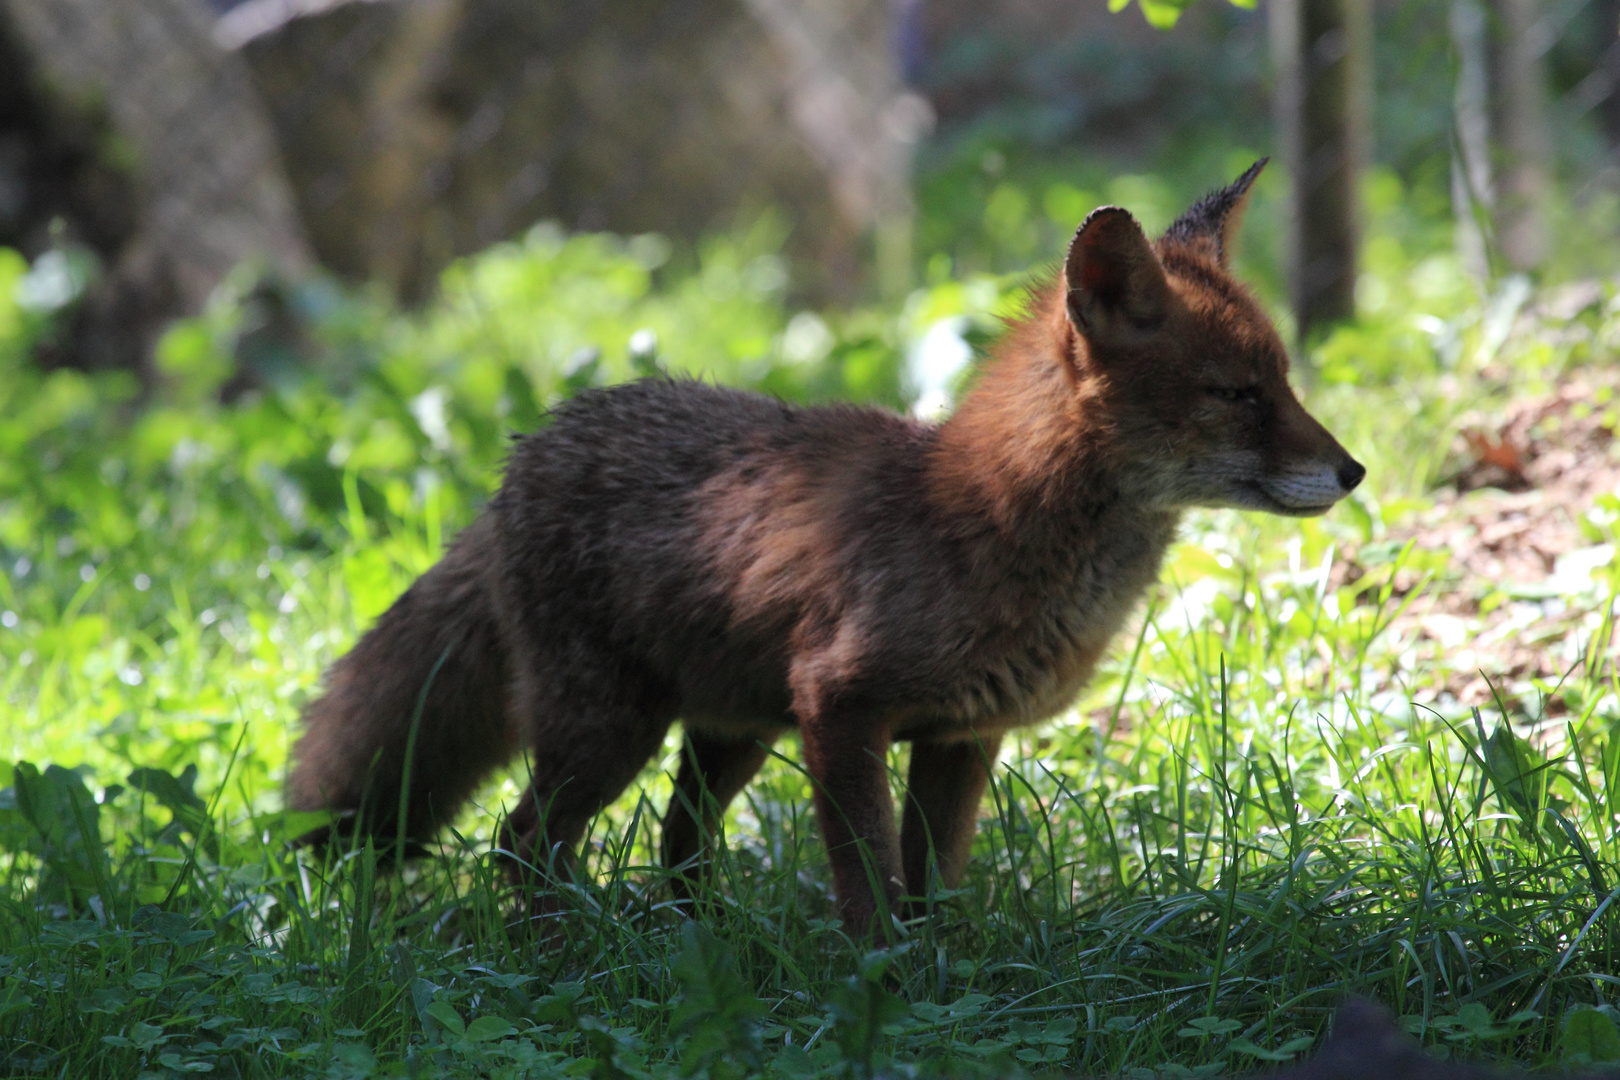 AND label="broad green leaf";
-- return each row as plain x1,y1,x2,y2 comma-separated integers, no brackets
465,1015,517,1043
1563,1009,1620,1065
128,765,216,857
1483,723,1547,818
426,1000,466,1038
1231,1035,1315,1061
